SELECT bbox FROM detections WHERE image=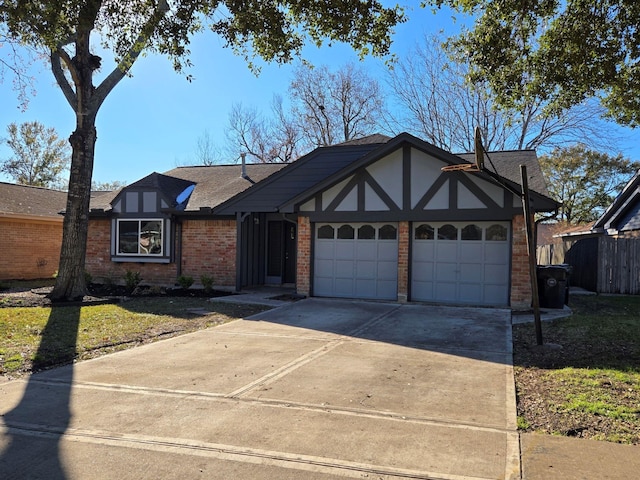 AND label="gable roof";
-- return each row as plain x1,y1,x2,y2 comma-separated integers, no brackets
218,132,558,215
214,140,388,215
0,182,68,220
594,169,640,232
